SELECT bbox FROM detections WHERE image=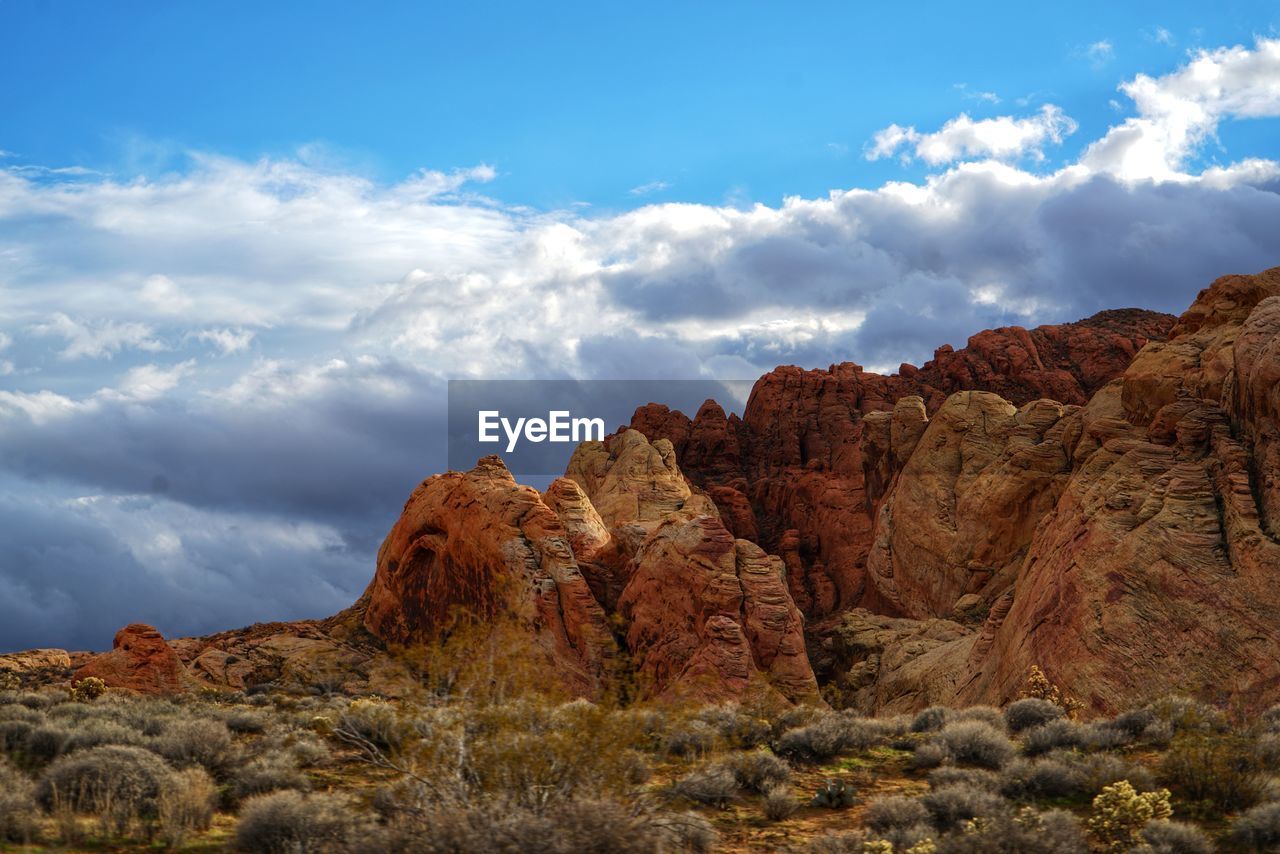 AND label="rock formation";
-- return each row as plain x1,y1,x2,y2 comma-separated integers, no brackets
627,308,1174,619
361,455,618,698
73,624,192,695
